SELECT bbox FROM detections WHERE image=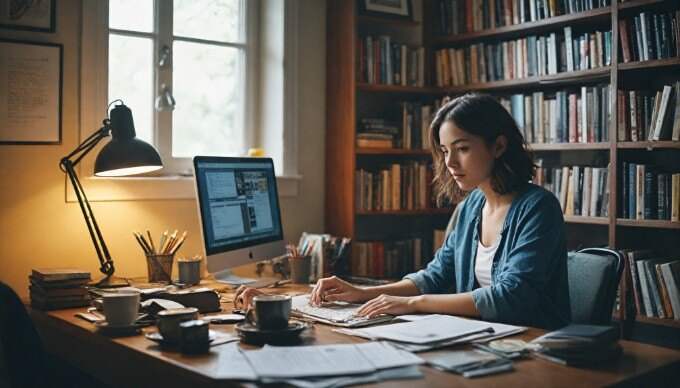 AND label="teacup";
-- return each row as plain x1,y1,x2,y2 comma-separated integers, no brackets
157,307,199,341
245,294,292,331
102,291,140,327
